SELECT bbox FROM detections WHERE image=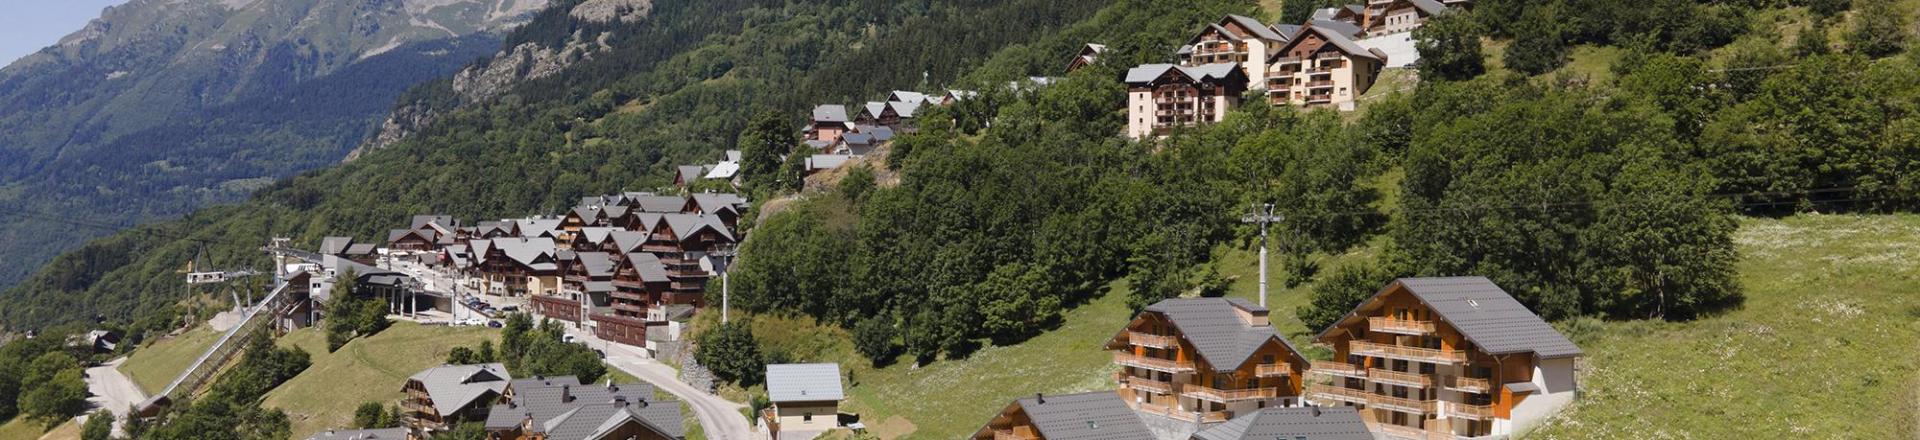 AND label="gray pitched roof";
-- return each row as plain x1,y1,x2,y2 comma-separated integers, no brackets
812,104,849,123
1125,63,1242,86
1309,19,1364,39
407,363,510,415
1408,0,1447,15
660,213,733,242
344,243,377,256
677,165,708,181
1270,24,1301,40
765,363,844,403
1009,391,1152,440
628,195,686,213
573,252,616,277
887,100,923,118
1225,14,1286,41
868,126,896,142
518,218,564,236
484,376,681,440
624,252,670,282
1319,277,1582,359
320,237,354,255
888,90,929,104
1140,298,1304,370
610,231,648,254
305,427,410,440
578,227,619,245
1401,277,1581,358
862,102,887,120
1191,406,1372,440
1277,24,1379,62
493,237,557,267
